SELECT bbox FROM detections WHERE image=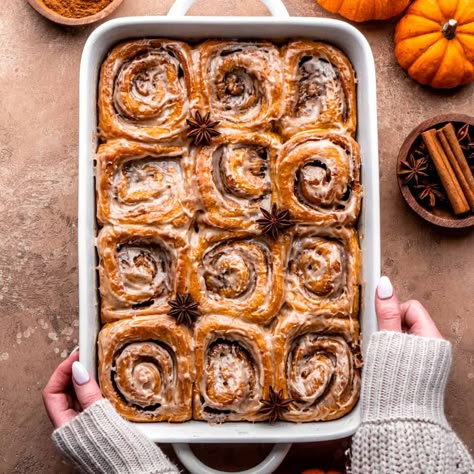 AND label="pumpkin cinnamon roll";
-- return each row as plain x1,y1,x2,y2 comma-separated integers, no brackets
194,131,281,229
97,225,190,323
99,40,196,142
276,131,361,226
96,140,195,227
189,228,287,325
280,41,356,137
196,41,283,130
193,315,273,422
98,314,194,422
287,226,360,317
273,311,361,422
